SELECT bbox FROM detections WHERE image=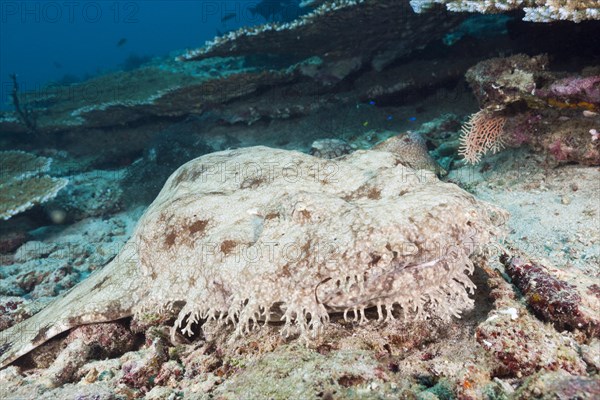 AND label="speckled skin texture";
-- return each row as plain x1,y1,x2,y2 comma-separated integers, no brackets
0,146,506,368
373,132,446,175
309,138,353,159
